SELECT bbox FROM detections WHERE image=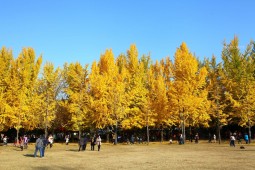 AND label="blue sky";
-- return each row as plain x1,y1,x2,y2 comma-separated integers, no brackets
1,0,254,67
